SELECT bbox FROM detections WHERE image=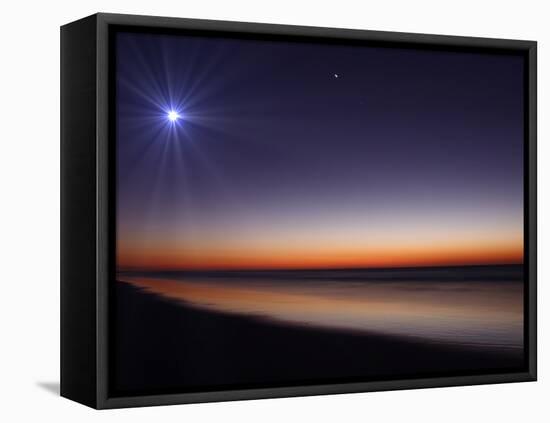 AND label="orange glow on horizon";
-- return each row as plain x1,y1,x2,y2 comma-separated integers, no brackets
117,237,523,271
